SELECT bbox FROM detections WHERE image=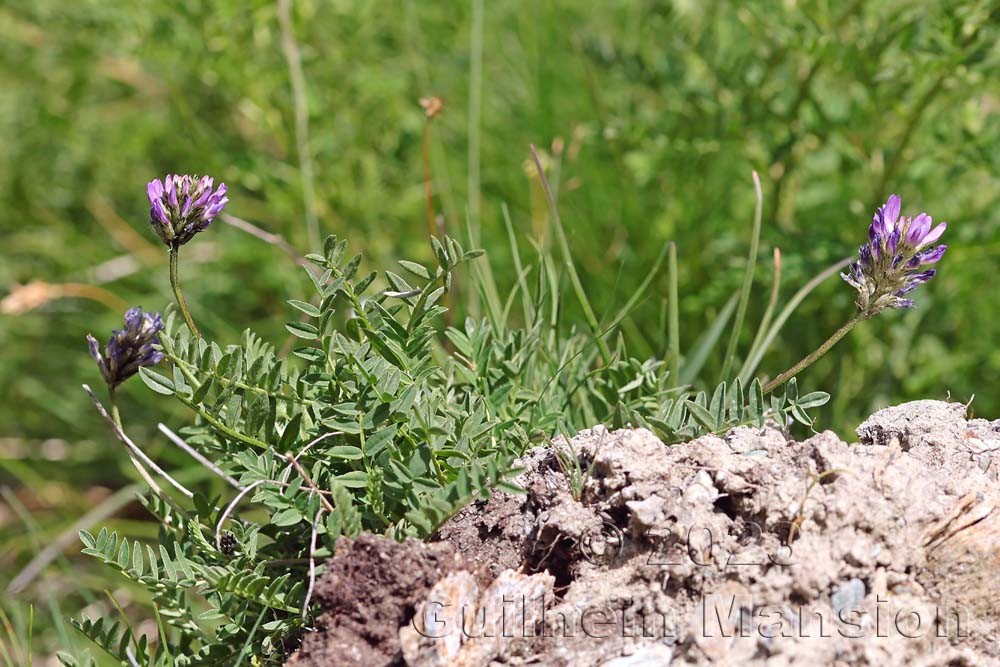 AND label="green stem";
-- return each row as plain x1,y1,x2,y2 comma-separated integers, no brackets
165,351,312,406
169,247,201,338
173,393,270,451
763,312,864,394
